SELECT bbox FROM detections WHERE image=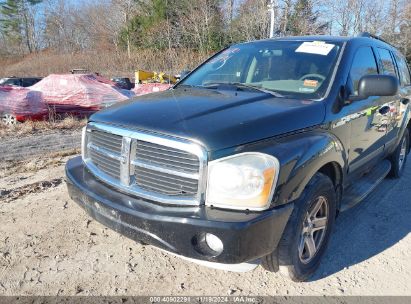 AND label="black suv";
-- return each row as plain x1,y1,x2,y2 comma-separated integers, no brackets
0,77,42,87
111,77,134,90
66,33,410,281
